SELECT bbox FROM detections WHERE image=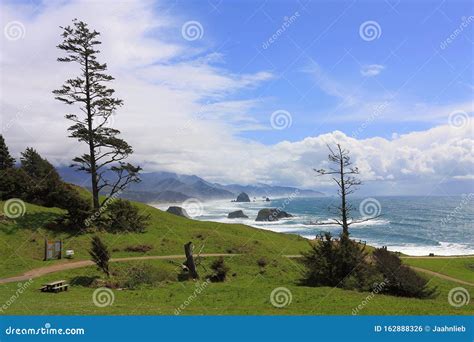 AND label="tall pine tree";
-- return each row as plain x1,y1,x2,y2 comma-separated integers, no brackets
53,20,140,210
0,135,15,170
